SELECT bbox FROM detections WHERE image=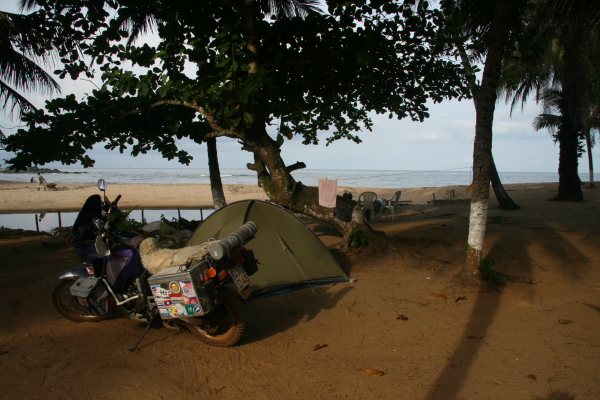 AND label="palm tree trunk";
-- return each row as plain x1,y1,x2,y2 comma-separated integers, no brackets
461,0,514,282
206,137,227,209
585,128,595,188
556,122,584,201
456,37,520,210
